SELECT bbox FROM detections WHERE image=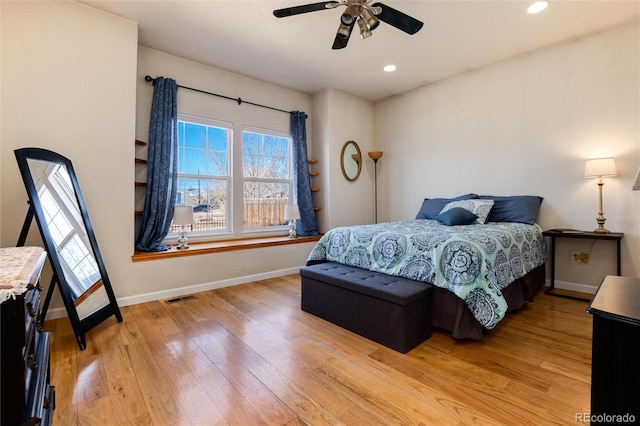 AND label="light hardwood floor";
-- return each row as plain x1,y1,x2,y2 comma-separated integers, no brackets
46,274,593,425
